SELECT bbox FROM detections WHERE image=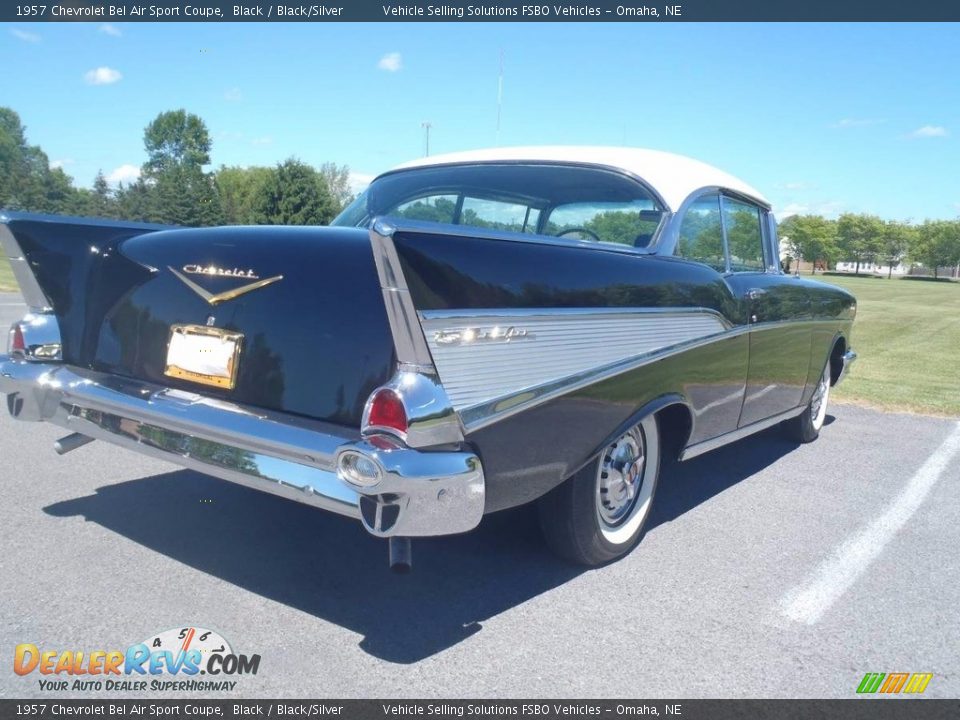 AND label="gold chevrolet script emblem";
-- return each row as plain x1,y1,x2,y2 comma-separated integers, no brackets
169,266,283,306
